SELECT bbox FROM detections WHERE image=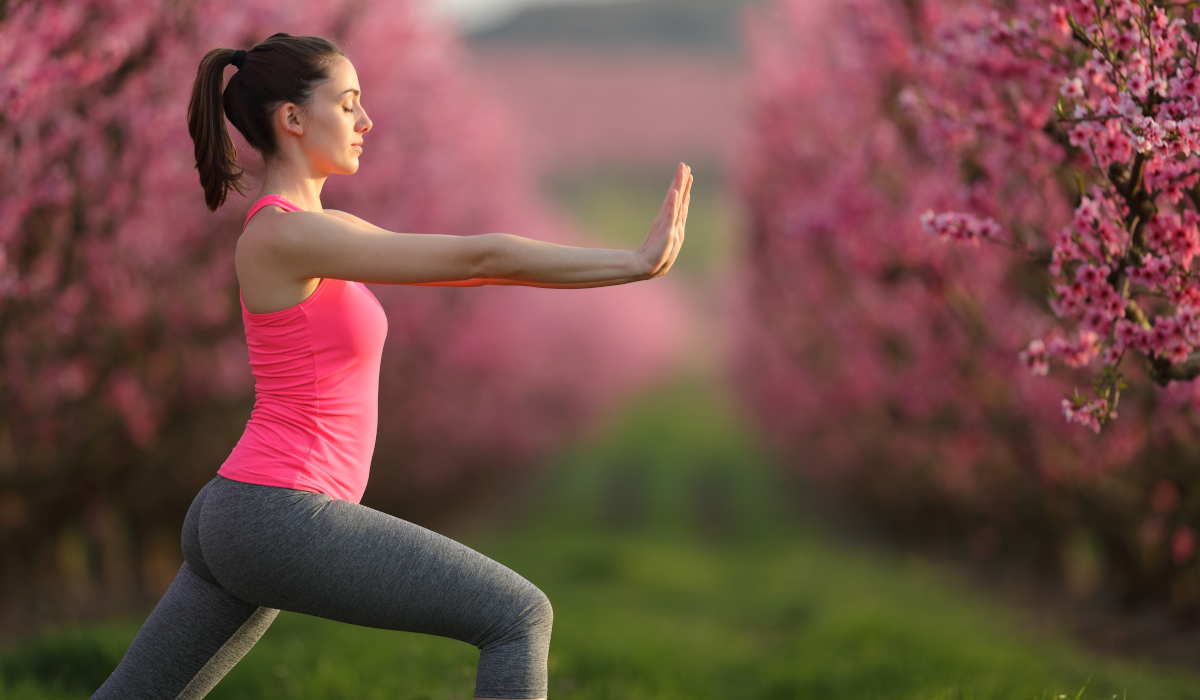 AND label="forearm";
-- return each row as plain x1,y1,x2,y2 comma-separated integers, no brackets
410,275,645,289
485,275,647,289
477,233,647,285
